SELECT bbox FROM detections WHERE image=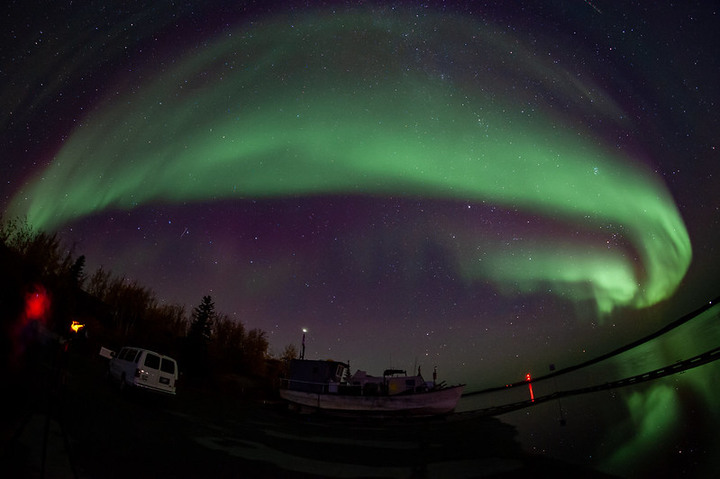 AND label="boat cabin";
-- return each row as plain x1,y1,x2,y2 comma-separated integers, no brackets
351,368,428,395
283,359,430,396
285,359,348,393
